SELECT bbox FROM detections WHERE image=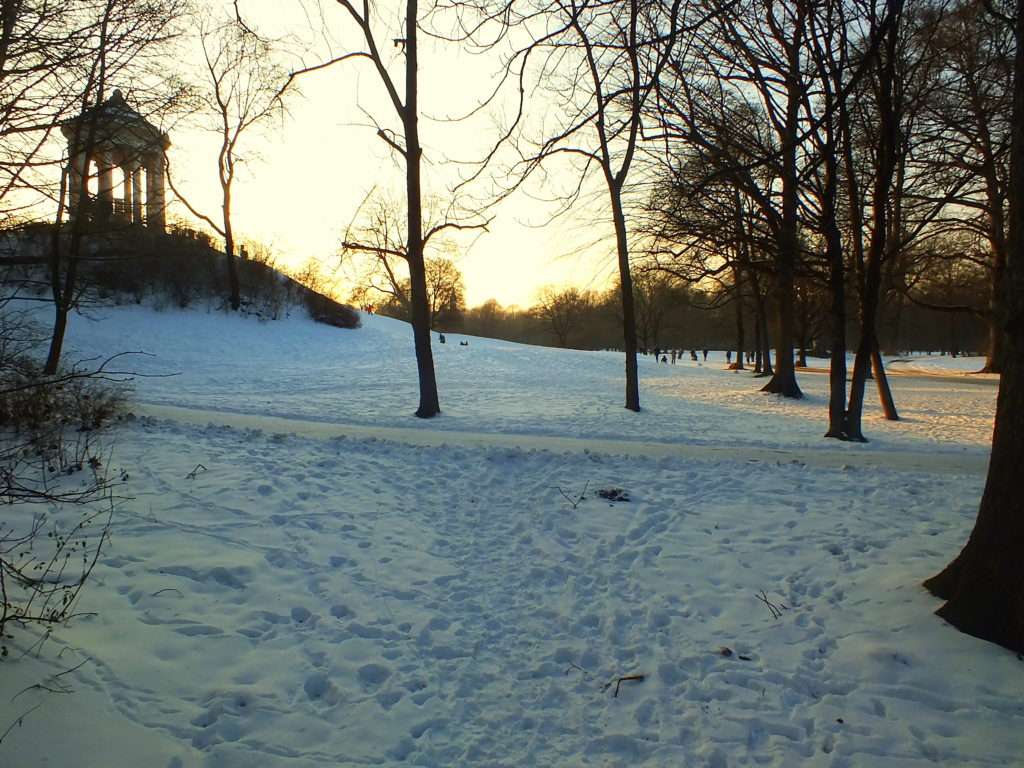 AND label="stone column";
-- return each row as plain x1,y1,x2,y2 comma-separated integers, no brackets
131,164,143,225
94,151,114,221
67,151,88,220
121,160,133,221
97,151,114,204
145,153,166,231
